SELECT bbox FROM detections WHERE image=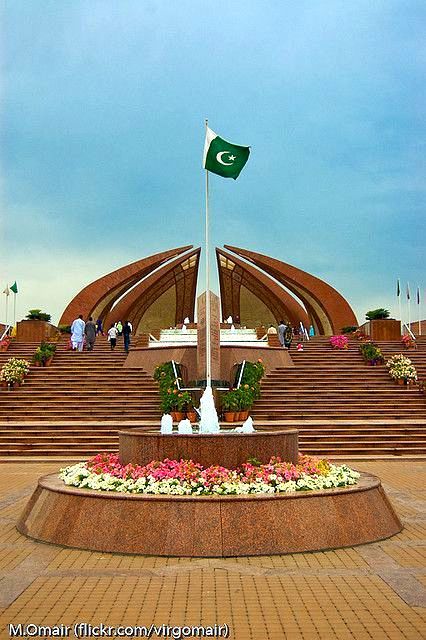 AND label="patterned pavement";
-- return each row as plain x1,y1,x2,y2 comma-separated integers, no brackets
0,461,424,639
